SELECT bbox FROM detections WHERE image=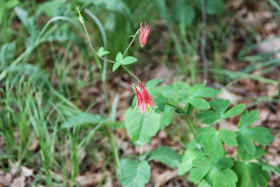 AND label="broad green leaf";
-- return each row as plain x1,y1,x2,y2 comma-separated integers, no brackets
124,108,161,146
237,110,273,157
233,161,269,187
198,180,211,187
189,158,212,183
119,158,151,187
196,110,219,124
97,47,110,57
178,149,203,175
38,0,62,17
122,56,137,65
112,62,121,72
218,129,237,146
61,113,106,128
208,168,238,187
189,98,210,110
115,52,123,63
198,127,237,160
160,105,173,129
224,104,245,118
197,99,245,124
146,79,162,88
210,99,230,116
151,92,165,113
150,146,181,168
238,146,265,161
215,157,234,169
238,110,258,128
189,84,220,98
